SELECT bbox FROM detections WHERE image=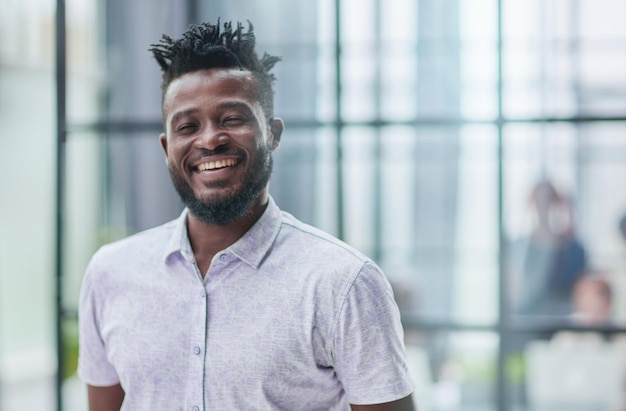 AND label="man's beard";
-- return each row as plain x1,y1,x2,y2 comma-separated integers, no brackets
169,145,273,226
